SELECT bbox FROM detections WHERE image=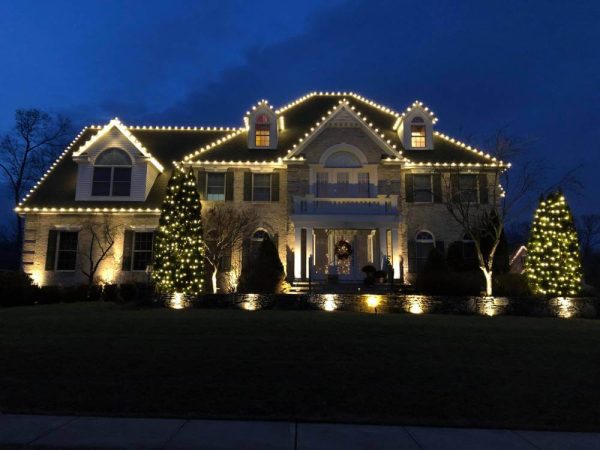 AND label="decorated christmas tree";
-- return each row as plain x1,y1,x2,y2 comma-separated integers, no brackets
152,168,205,295
525,192,582,297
